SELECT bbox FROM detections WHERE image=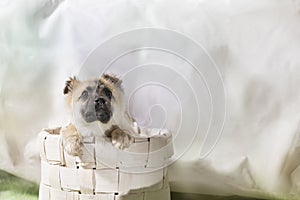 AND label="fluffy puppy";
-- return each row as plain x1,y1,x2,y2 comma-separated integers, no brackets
61,74,140,156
